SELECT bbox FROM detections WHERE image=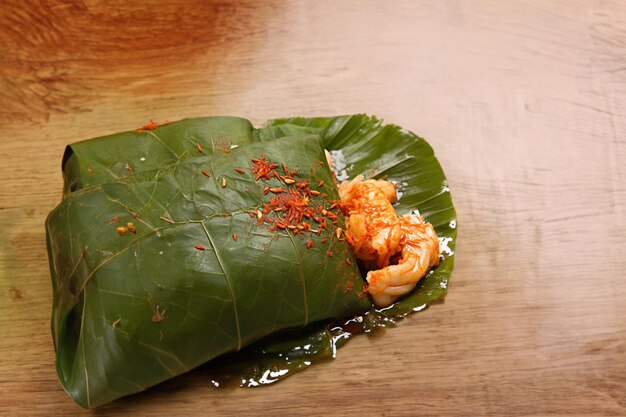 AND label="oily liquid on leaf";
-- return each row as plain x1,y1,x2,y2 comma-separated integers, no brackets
203,260,451,388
